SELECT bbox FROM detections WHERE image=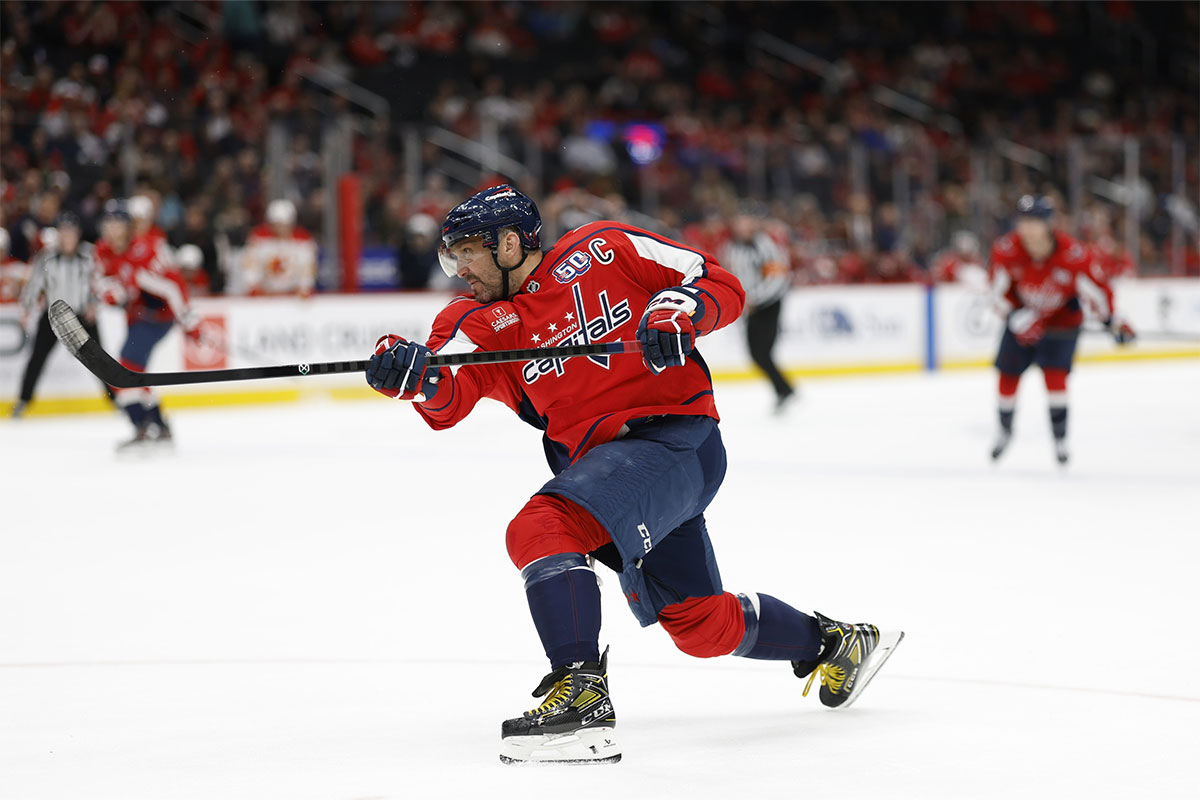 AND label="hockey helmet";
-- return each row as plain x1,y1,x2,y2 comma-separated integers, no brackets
267,198,297,226
1016,195,1054,221
438,184,542,281
127,195,155,221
